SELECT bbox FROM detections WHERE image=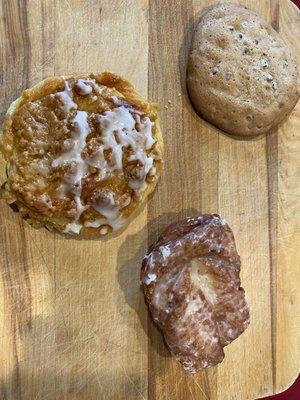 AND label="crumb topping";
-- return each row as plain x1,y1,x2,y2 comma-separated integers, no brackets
2,76,162,235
